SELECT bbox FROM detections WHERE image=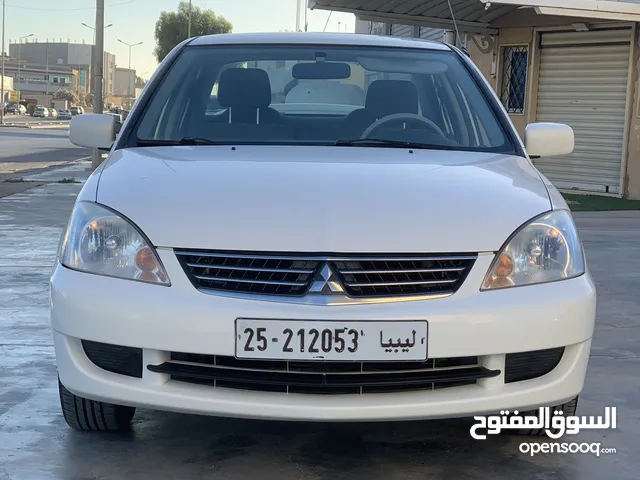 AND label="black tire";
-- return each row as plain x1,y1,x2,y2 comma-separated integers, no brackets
511,396,579,437
58,379,135,432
